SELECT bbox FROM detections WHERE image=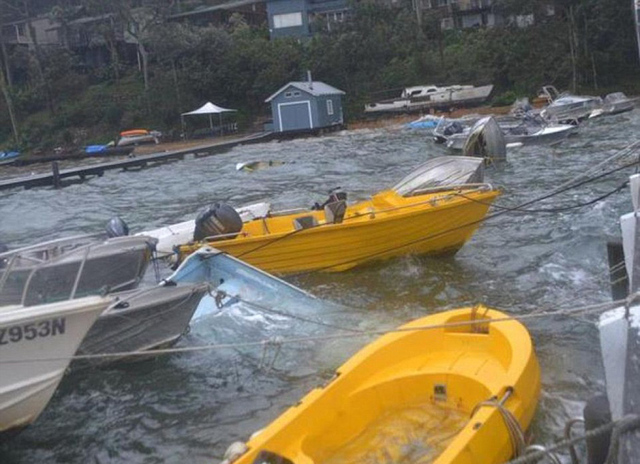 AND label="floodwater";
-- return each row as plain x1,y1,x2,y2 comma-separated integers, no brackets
1,112,640,463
